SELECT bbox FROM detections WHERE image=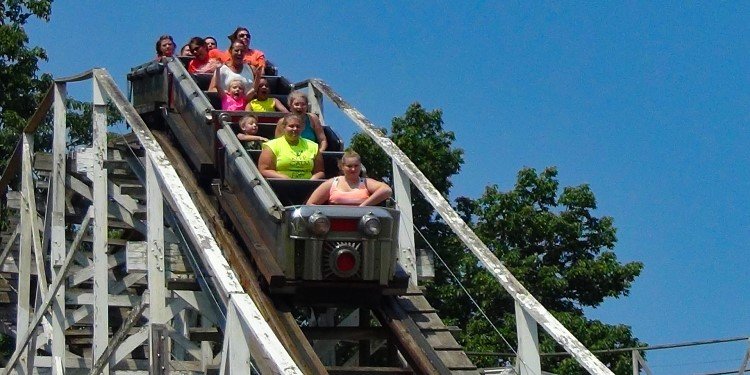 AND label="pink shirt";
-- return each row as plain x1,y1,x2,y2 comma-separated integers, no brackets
329,177,370,205
222,94,246,111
